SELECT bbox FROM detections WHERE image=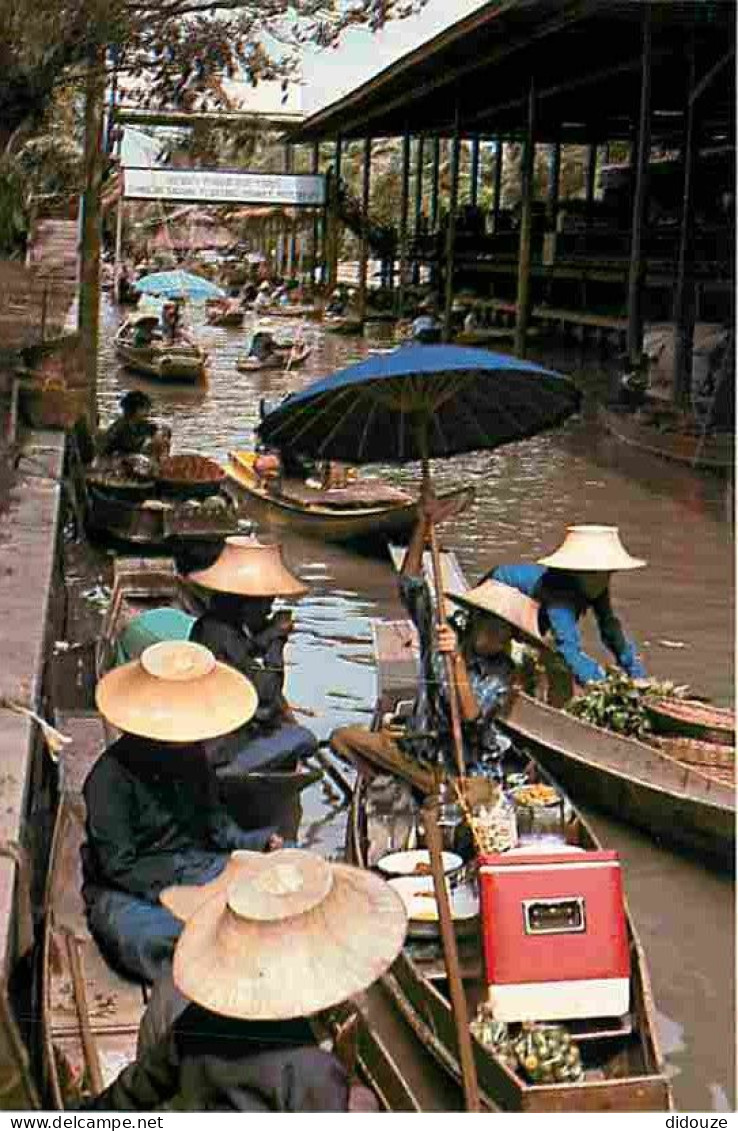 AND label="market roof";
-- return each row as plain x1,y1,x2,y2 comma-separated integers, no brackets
289,0,735,145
